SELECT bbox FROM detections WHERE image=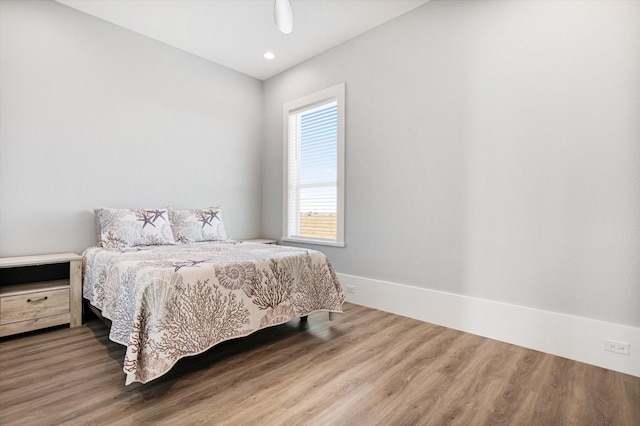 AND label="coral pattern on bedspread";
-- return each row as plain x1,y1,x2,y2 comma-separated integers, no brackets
83,241,344,385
